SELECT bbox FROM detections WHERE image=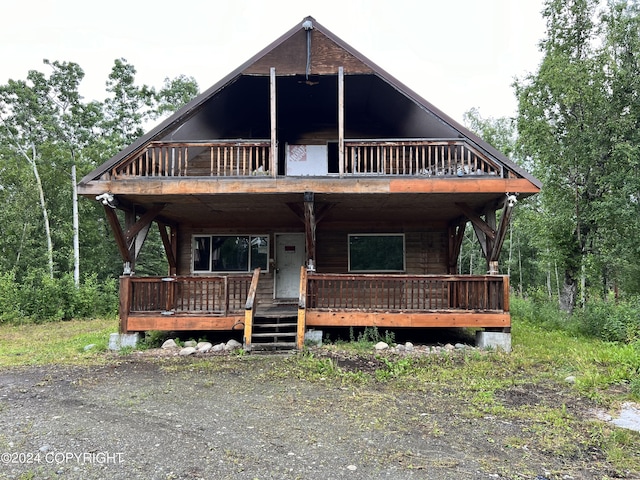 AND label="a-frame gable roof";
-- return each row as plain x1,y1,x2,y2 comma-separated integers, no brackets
81,16,541,189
